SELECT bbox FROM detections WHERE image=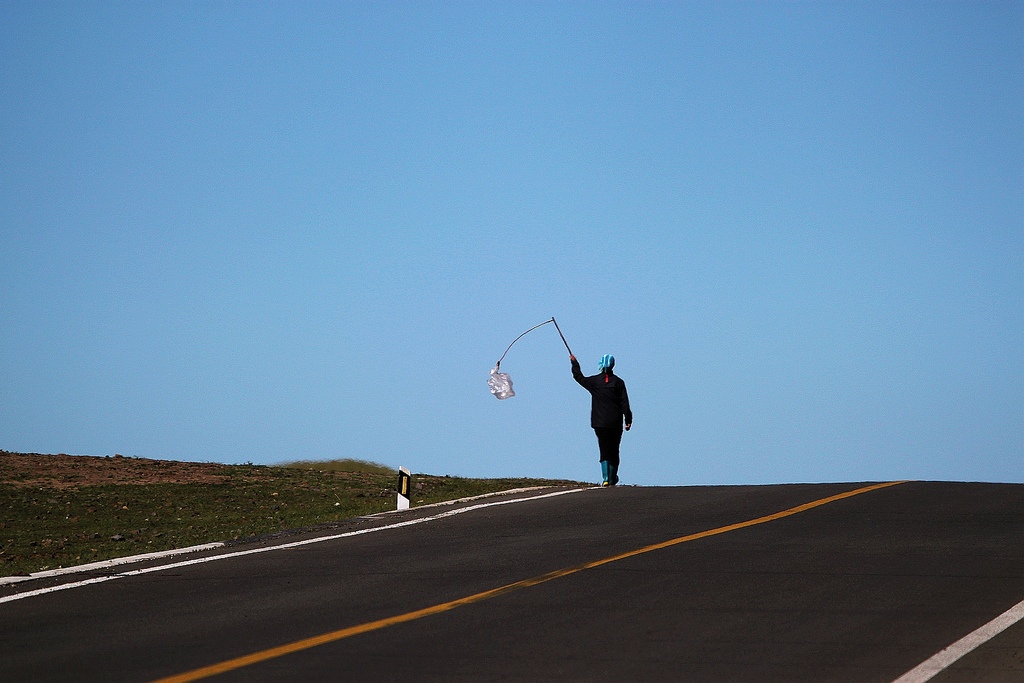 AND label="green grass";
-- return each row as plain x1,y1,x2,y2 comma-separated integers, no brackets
274,458,394,474
0,459,585,578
